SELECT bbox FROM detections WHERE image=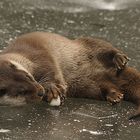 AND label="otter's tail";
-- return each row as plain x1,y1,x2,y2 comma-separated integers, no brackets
129,106,140,120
